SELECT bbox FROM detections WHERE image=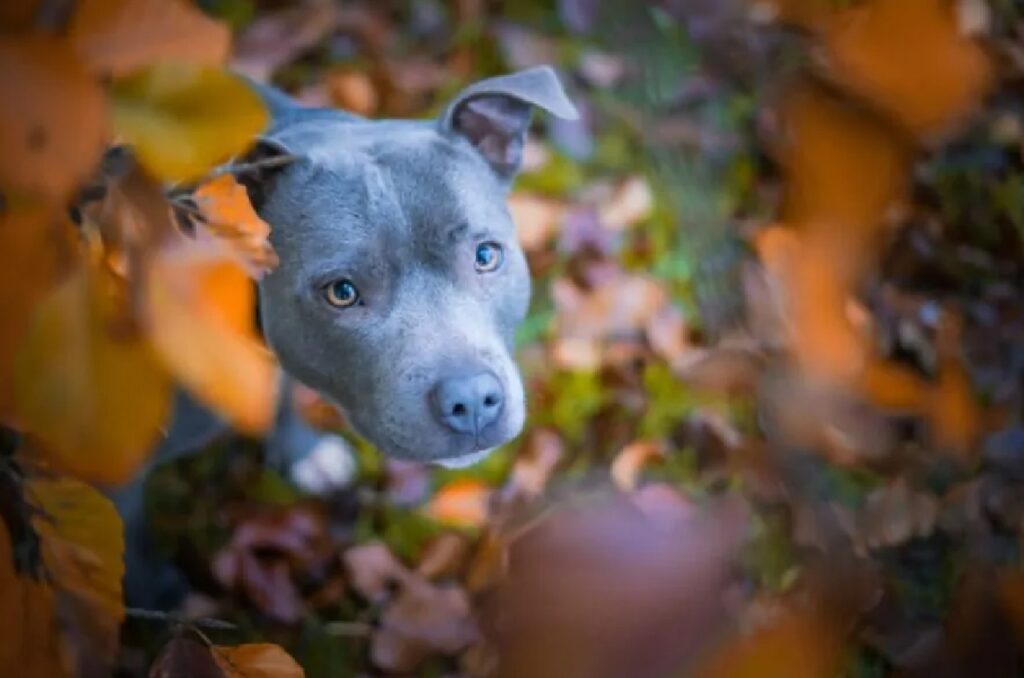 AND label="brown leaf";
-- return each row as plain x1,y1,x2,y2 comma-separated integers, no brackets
856,479,939,551
343,541,410,603
70,0,230,78
416,533,471,581
503,428,564,501
14,259,172,485
150,636,225,678
325,69,379,117
231,2,339,81
610,440,664,491
372,578,478,672
508,193,564,253
821,0,993,138
0,36,106,204
213,643,304,678
26,475,125,674
145,233,277,434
